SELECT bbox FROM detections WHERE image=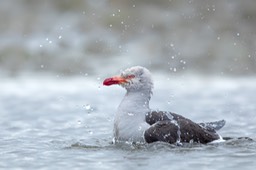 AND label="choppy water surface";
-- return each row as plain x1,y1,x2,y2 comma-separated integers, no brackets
0,75,255,170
